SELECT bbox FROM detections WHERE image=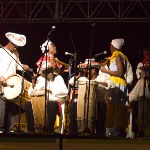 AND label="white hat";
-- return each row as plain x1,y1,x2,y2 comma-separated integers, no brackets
111,38,124,49
40,40,52,53
5,32,26,47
